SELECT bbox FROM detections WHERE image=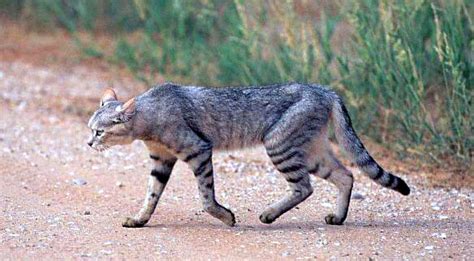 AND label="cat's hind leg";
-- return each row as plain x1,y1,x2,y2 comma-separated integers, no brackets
261,138,314,223
259,102,328,224
123,144,177,228
309,150,353,225
259,153,313,224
